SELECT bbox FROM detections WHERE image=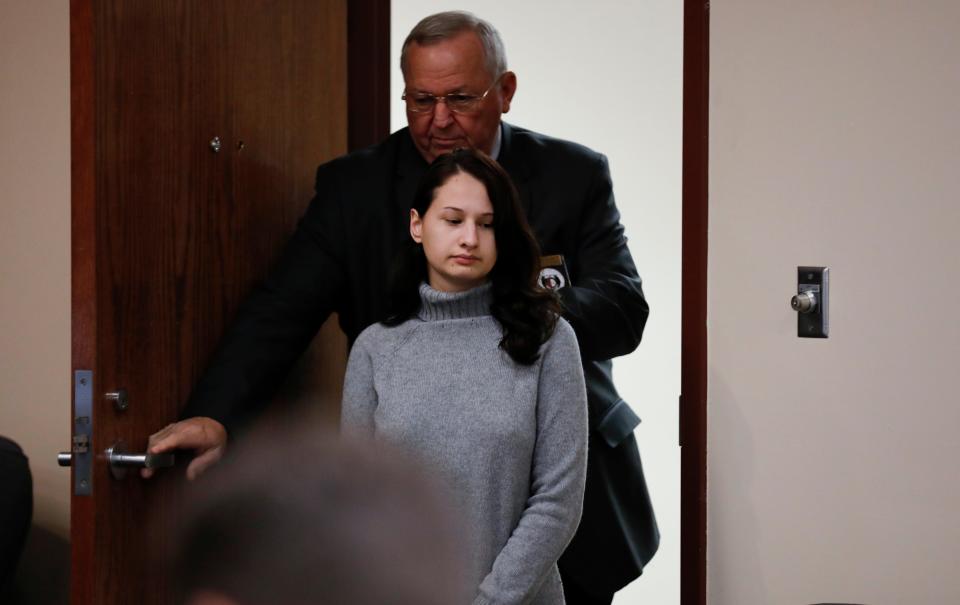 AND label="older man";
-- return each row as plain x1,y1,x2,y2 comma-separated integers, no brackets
149,11,657,604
